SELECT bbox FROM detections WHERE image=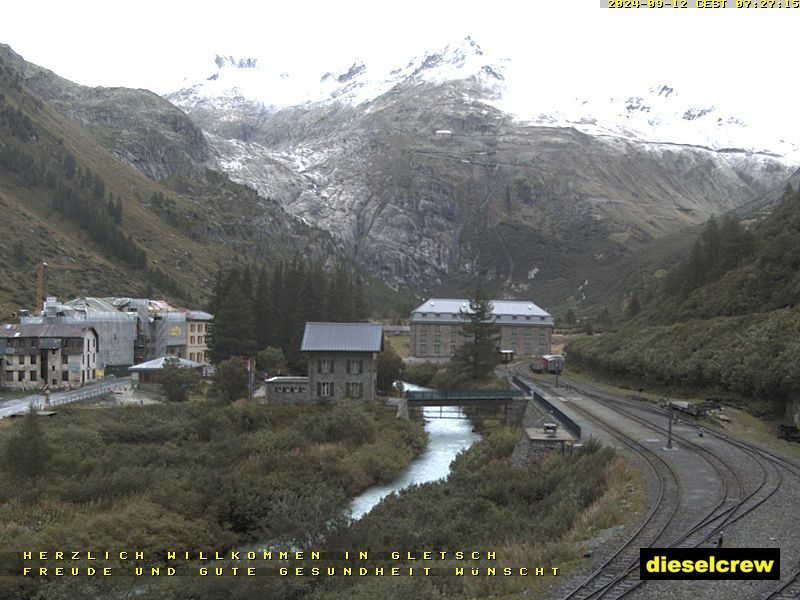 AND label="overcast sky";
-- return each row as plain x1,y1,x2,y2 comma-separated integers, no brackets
1,0,797,120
